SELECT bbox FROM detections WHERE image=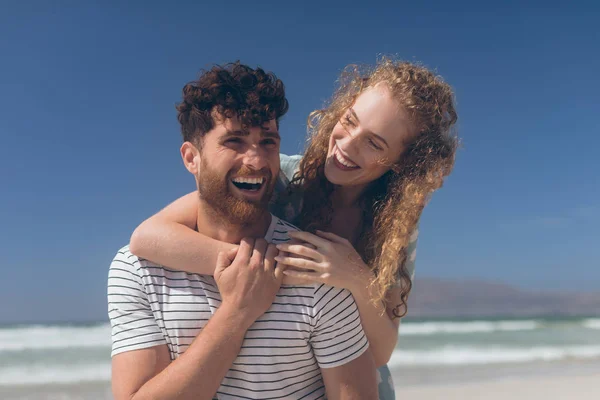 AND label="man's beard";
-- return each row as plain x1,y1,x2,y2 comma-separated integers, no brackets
197,160,275,226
